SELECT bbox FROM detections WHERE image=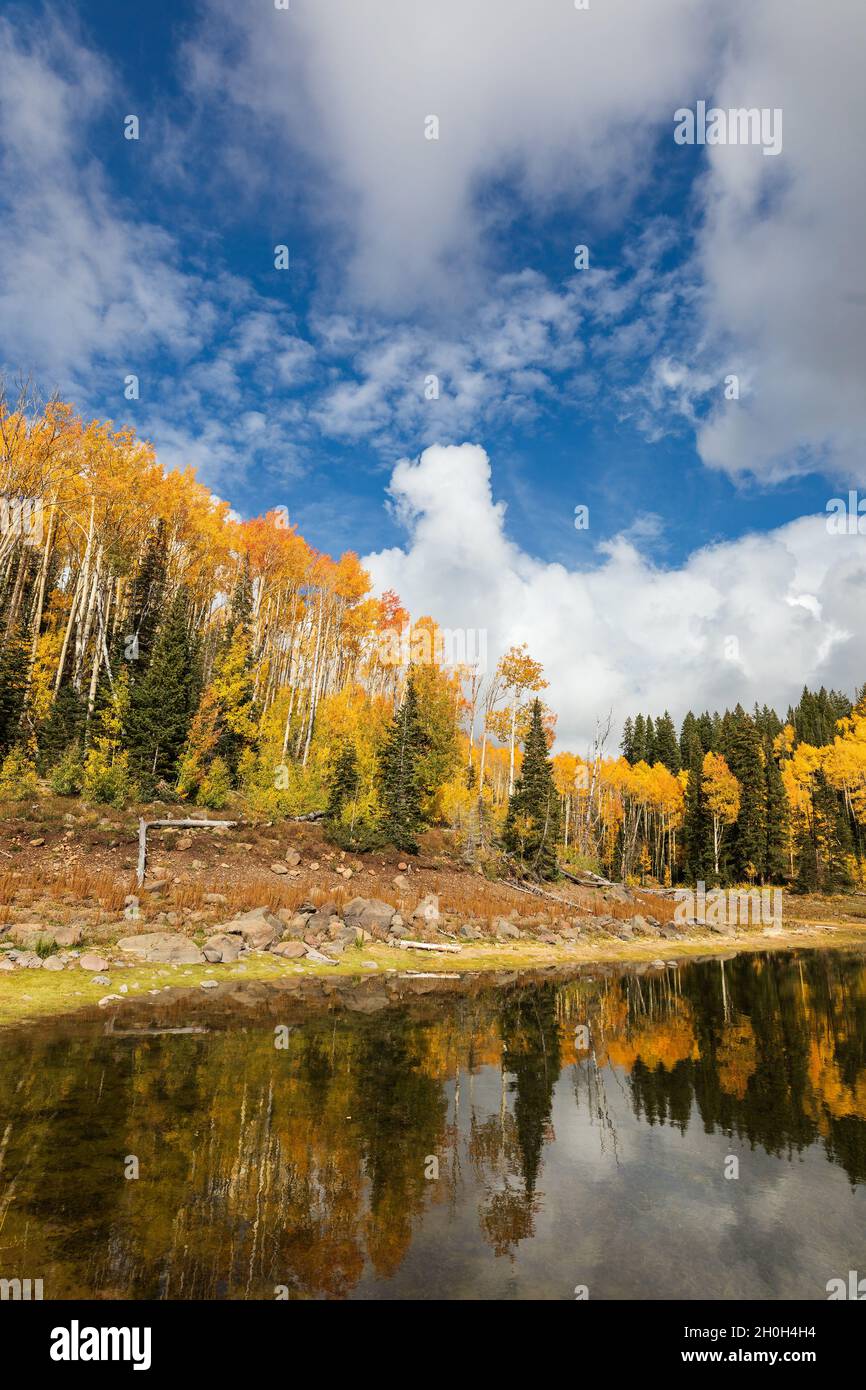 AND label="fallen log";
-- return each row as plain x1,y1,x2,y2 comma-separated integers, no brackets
557,864,614,888
136,817,238,887
390,939,462,954
507,877,588,911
